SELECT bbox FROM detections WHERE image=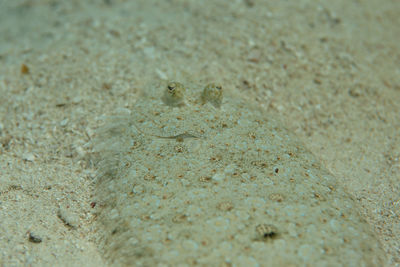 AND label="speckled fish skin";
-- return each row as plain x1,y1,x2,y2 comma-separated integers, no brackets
92,80,386,266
